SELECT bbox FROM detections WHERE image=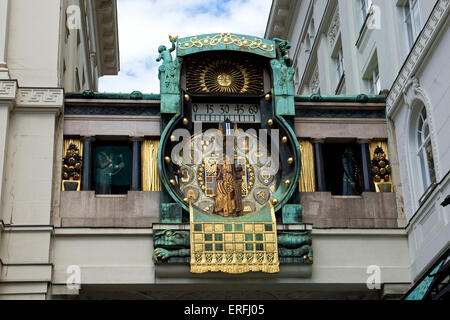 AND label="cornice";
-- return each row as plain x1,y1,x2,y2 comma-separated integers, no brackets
386,0,449,117
94,0,120,76
0,79,18,101
1,81,64,113
14,88,64,114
